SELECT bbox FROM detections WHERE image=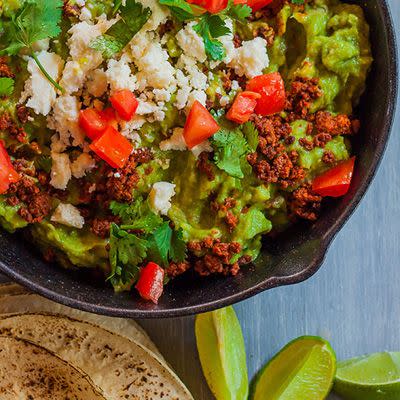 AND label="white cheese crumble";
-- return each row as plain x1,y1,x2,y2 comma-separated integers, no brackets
150,182,176,216
60,18,116,94
159,128,187,151
50,152,72,190
131,32,176,90
106,59,137,93
86,68,108,97
176,22,206,63
51,203,85,229
71,153,96,178
47,95,84,152
137,0,170,31
229,37,270,78
20,51,64,116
